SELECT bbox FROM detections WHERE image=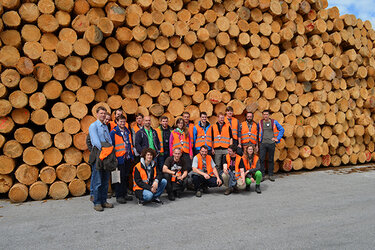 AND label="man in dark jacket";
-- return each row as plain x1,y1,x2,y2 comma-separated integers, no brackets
133,148,167,205
156,116,172,171
135,116,161,156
